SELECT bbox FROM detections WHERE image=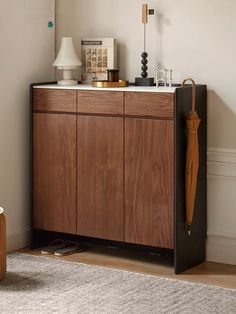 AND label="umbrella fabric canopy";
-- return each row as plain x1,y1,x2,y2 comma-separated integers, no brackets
182,78,201,235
